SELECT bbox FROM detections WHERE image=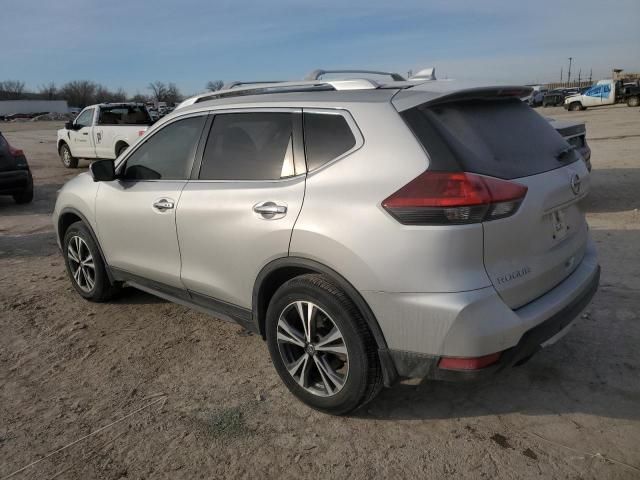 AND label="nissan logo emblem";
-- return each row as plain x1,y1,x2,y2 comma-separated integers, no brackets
570,174,581,195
